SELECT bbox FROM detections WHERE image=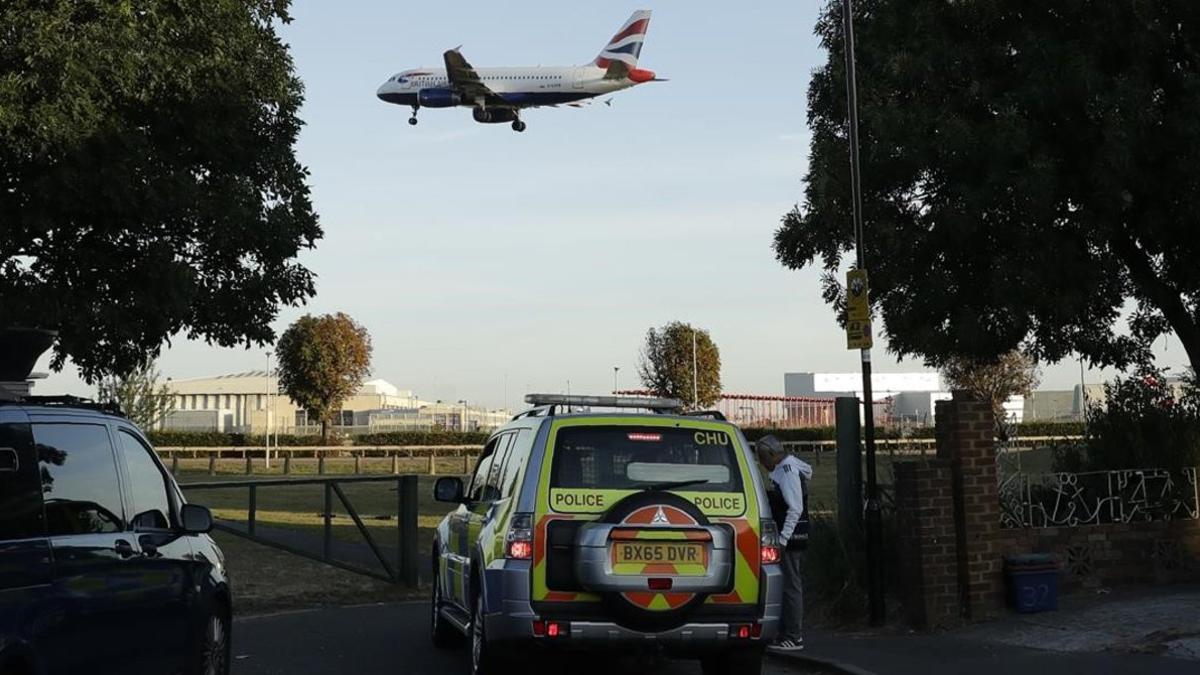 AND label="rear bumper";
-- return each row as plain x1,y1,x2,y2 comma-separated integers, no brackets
489,616,779,653
484,556,784,648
